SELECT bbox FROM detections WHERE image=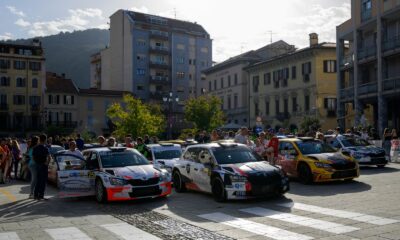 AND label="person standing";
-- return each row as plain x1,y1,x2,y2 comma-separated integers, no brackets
234,127,250,145
65,141,84,158
210,130,219,142
32,134,50,200
383,128,392,162
28,136,39,198
0,139,11,183
11,140,21,180
75,134,84,151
